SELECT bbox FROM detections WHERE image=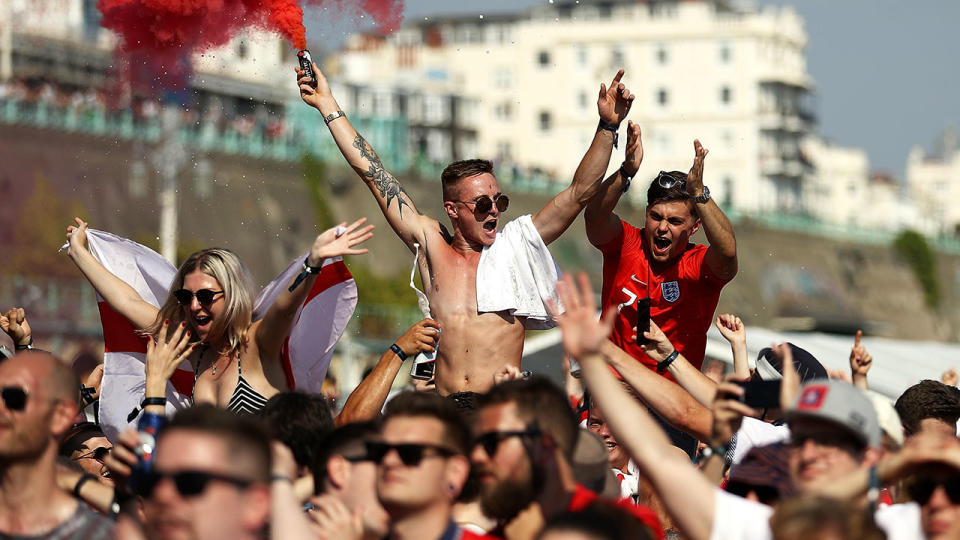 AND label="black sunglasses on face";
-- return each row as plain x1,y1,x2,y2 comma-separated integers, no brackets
472,429,540,457
0,386,27,412
452,194,510,214
74,446,111,461
908,475,960,505
655,171,686,191
136,469,253,498
172,289,224,307
365,441,456,467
